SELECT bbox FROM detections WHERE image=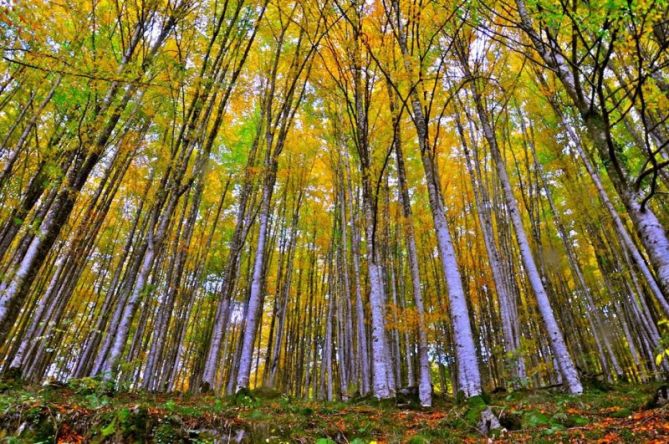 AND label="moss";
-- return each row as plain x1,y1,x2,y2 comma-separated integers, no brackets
521,410,551,429
233,387,258,408
24,414,56,443
610,407,632,418
68,376,115,397
464,395,487,425
407,434,431,443
153,422,186,443
246,408,269,420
